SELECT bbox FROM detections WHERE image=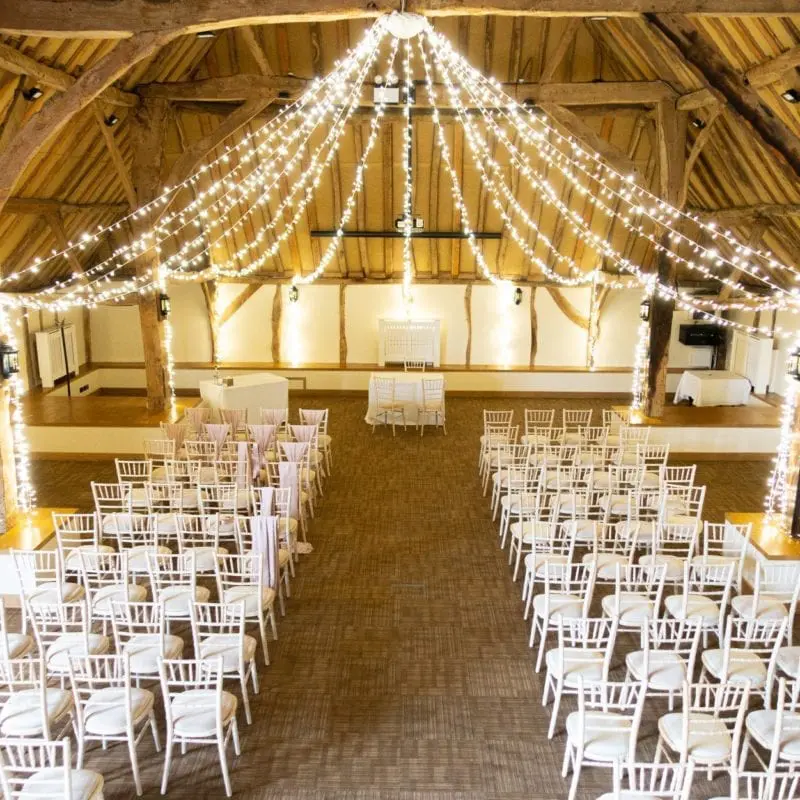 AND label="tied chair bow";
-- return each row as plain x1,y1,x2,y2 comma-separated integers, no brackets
160,423,187,453
204,424,231,454
252,515,279,590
